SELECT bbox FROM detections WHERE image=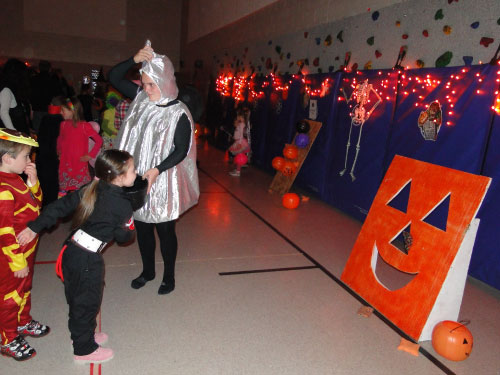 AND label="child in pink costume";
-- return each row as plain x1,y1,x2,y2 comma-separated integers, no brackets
228,111,250,177
57,98,102,197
